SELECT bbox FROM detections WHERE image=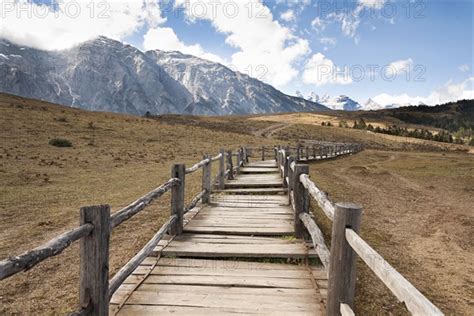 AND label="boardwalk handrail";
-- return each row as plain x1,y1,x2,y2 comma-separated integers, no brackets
300,174,335,221
108,215,177,298
110,178,179,229
278,144,444,315
185,157,210,174
345,228,443,315
1,141,443,315
184,189,206,213
0,224,93,280
0,146,244,315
